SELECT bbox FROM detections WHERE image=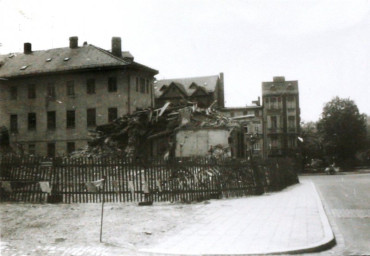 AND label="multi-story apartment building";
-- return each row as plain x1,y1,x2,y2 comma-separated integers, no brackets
0,37,158,156
154,73,225,109
262,76,300,158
